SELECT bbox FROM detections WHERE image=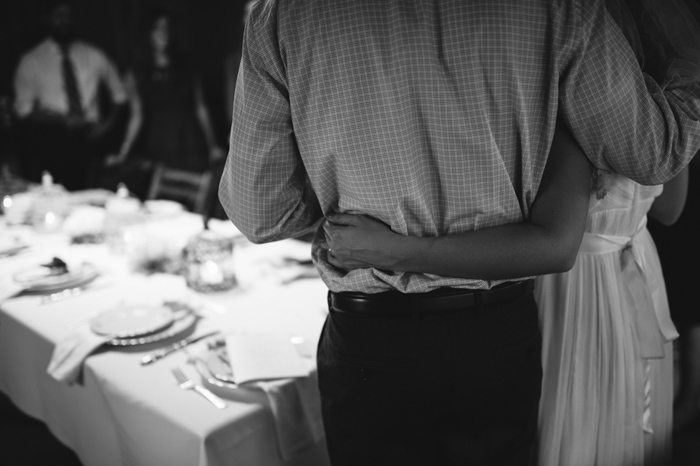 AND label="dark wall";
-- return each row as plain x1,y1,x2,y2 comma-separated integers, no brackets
0,0,248,147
